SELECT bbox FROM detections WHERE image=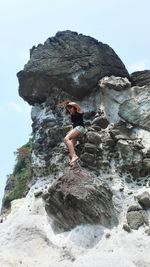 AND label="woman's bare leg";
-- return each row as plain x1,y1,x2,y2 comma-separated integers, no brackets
64,129,80,163
68,139,77,163
71,138,77,147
